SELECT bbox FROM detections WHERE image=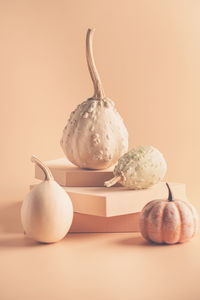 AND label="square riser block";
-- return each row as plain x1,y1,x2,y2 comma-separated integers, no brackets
35,158,121,187
34,158,119,187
